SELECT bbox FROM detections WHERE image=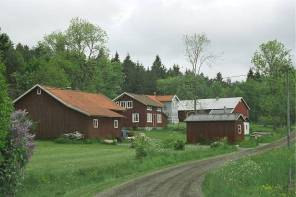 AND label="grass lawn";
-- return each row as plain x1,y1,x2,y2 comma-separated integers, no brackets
203,144,296,197
18,125,236,197
239,123,292,148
